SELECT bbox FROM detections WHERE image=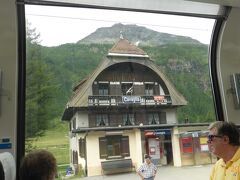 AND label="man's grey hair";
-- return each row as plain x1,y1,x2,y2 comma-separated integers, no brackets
208,121,240,146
